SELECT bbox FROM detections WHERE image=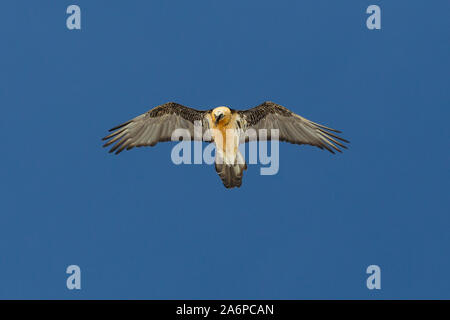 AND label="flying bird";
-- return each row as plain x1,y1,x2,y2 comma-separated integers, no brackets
102,101,349,188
